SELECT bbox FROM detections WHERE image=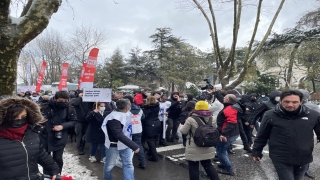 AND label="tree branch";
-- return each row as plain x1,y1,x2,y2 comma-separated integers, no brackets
20,0,33,17
226,0,242,80
227,0,286,89
17,0,62,48
207,0,223,67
